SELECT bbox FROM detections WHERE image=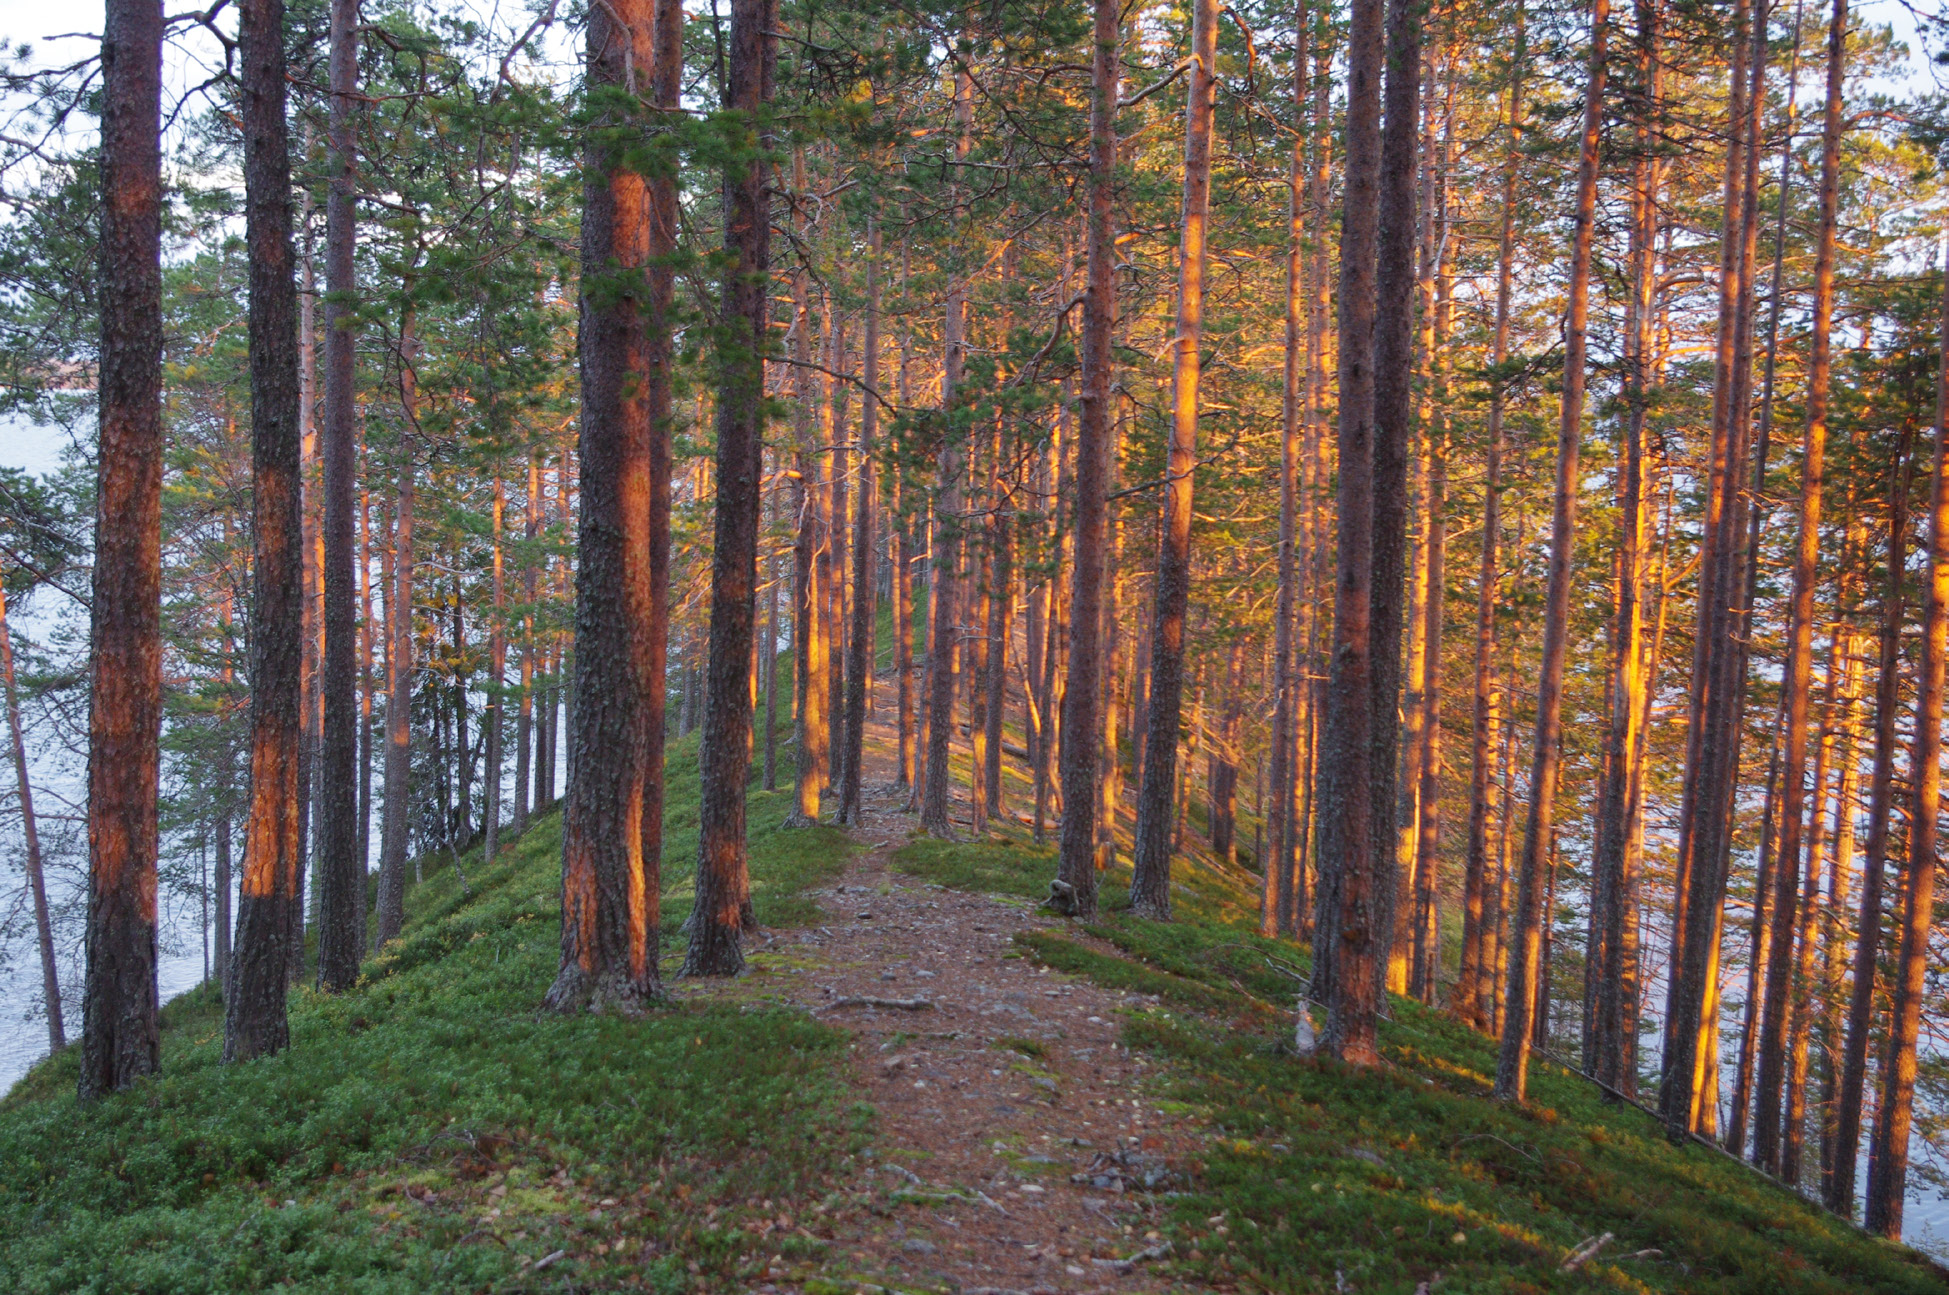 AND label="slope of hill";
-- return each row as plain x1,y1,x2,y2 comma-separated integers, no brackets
2,724,1942,1293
